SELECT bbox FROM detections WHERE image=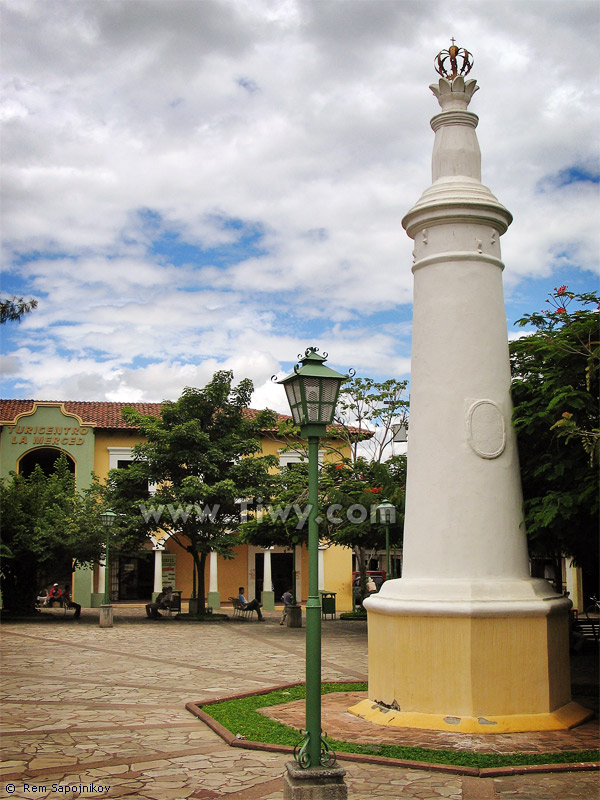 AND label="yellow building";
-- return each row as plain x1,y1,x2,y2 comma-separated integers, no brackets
0,399,355,612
